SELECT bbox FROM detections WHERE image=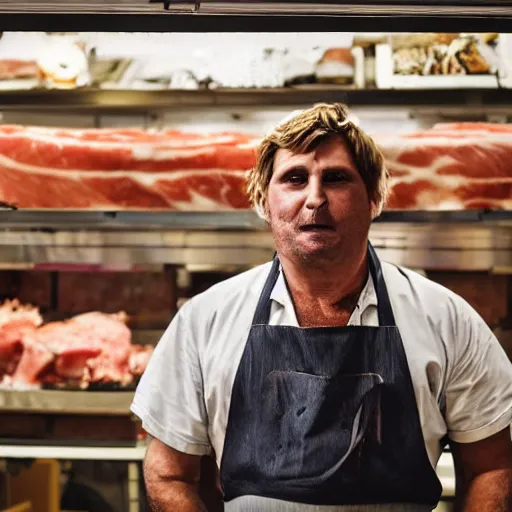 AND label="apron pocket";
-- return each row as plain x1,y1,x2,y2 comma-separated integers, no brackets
257,370,384,485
